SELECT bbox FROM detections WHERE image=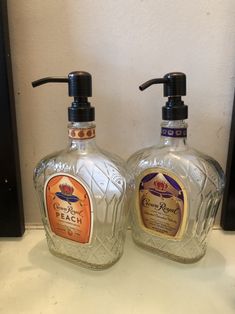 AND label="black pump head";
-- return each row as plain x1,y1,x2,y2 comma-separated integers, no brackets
139,72,188,120
68,71,92,97
32,71,95,122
